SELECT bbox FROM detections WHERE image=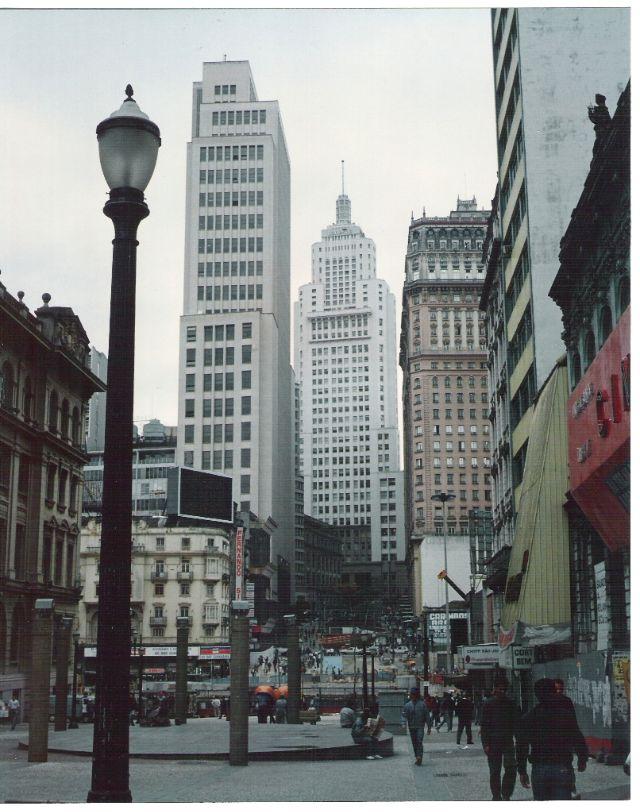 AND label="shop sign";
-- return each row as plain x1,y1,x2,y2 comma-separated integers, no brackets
428,611,467,641
460,644,500,669
498,646,533,670
83,645,200,658
235,527,244,601
594,561,610,651
199,645,231,661
572,382,595,418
